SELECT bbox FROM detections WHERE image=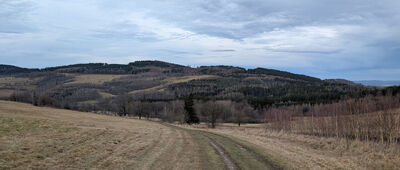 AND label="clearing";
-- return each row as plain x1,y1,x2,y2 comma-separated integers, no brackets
129,75,216,94
64,74,129,85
